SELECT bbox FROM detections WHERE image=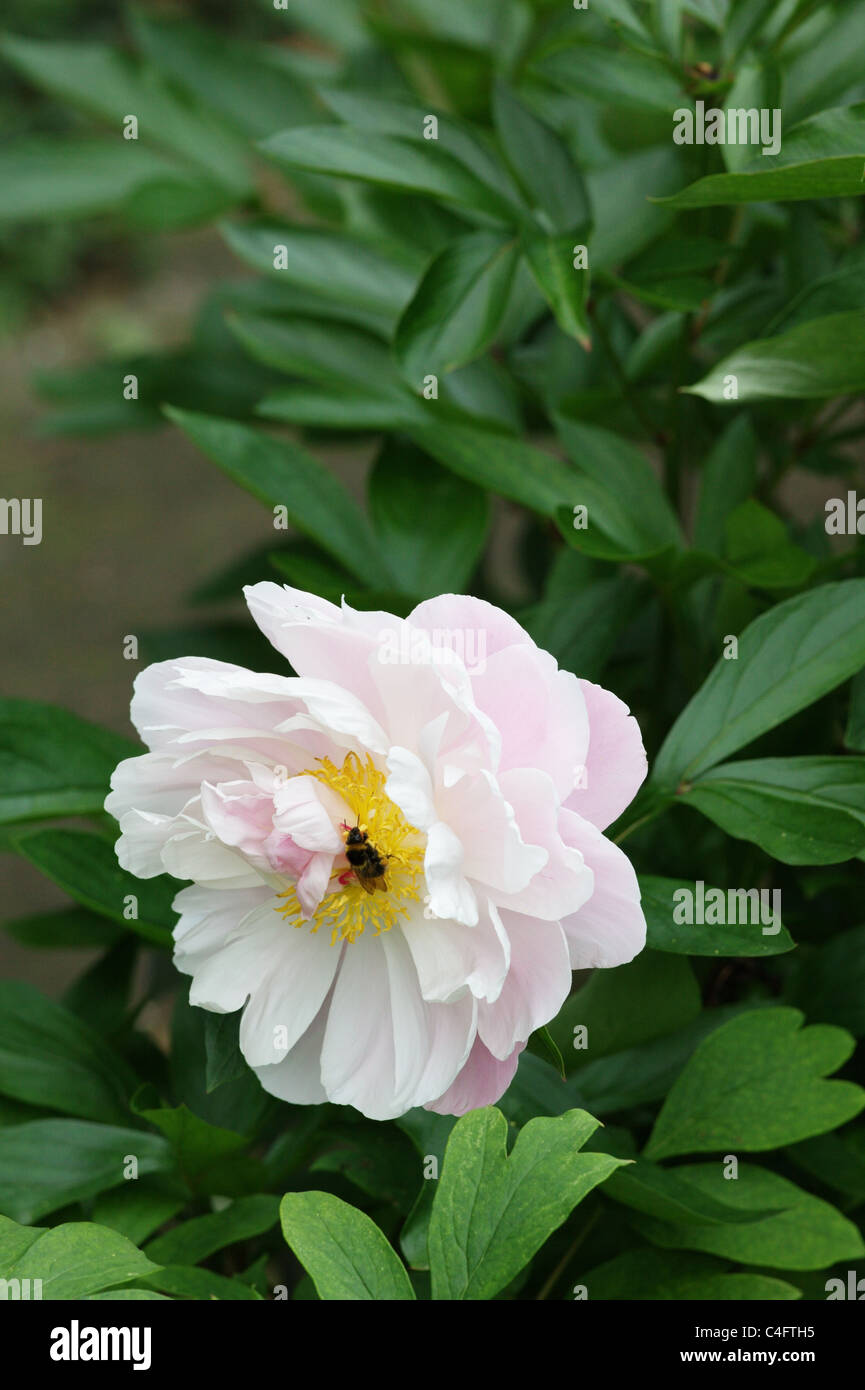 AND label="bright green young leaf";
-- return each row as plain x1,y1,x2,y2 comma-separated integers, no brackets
653,580,865,787
632,1162,865,1271
645,1008,865,1160
686,311,865,403
280,1191,415,1300
428,1107,627,1300
0,1215,161,1299
681,757,865,864
394,230,520,381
